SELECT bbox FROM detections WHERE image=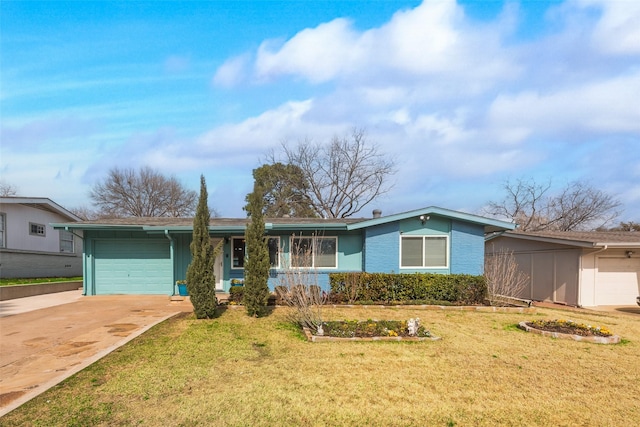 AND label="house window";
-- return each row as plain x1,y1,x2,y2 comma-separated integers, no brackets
60,230,74,253
0,213,5,248
232,237,245,269
290,236,337,268
400,236,448,268
29,222,46,237
232,236,280,269
268,237,280,268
